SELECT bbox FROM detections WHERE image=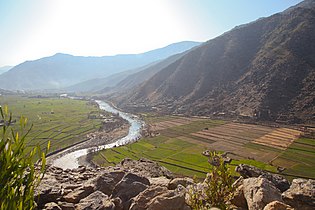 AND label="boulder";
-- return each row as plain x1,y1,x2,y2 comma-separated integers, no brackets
63,184,94,203
36,186,62,208
75,191,115,210
146,189,191,210
263,201,294,210
119,158,173,178
112,173,150,209
129,186,169,210
130,184,190,210
243,177,282,210
282,178,315,210
236,164,290,192
230,177,248,209
168,177,194,190
43,202,61,210
93,171,125,195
